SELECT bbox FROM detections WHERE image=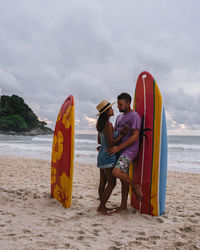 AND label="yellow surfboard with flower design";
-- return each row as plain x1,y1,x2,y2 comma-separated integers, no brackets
51,95,74,208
